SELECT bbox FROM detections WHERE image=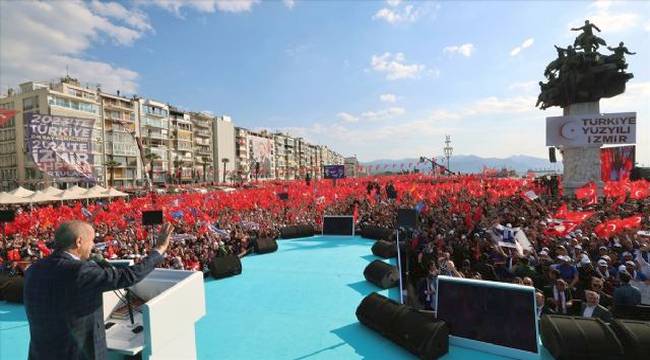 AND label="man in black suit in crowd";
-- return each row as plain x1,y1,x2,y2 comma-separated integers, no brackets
580,290,613,323
24,220,173,360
